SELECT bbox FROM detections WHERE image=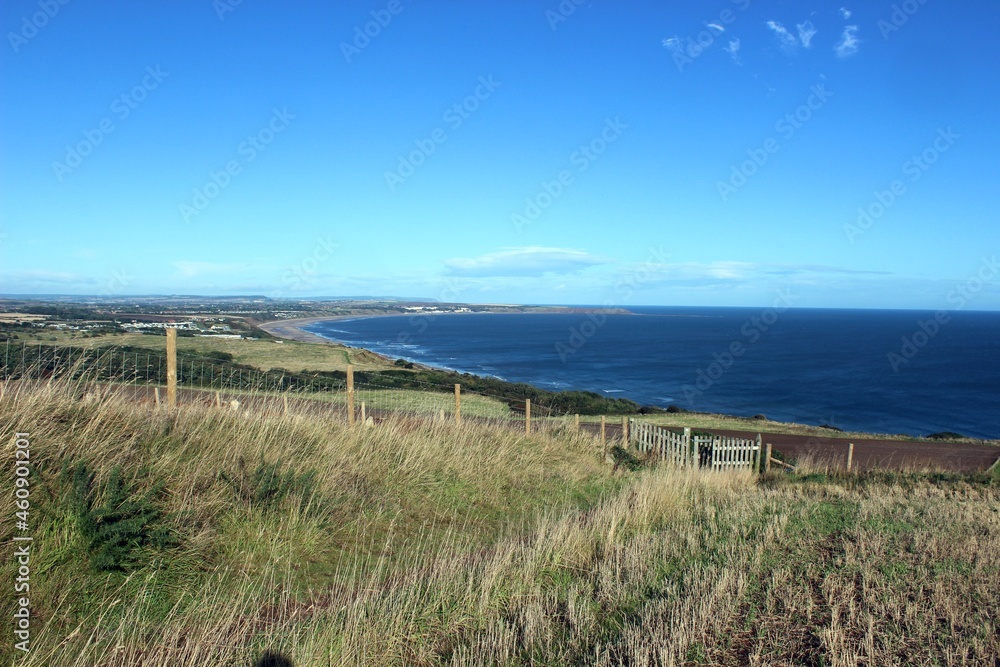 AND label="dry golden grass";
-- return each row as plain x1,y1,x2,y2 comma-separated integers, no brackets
1,381,997,666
